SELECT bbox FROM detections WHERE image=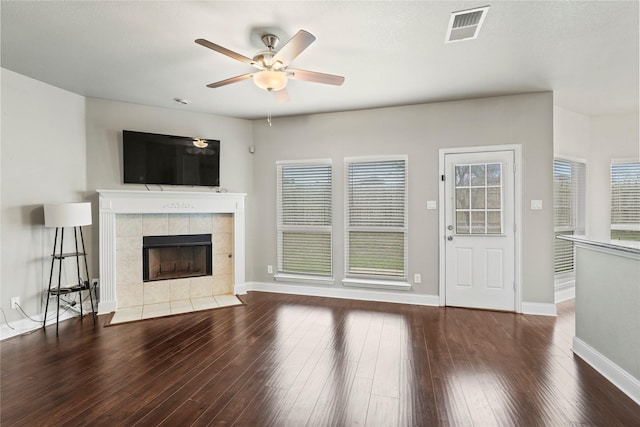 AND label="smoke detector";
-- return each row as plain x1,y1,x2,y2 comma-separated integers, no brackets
445,6,490,43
